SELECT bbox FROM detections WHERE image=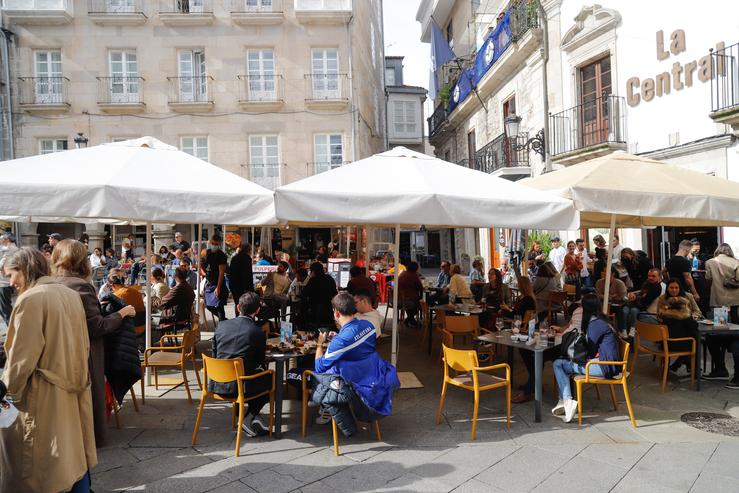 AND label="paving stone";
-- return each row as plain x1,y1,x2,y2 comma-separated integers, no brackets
94,446,139,473
452,478,506,493
578,442,653,469
240,469,306,493
532,454,626,493
206,482,259,493
690,472,739,493
271,448,355,484
699,441,739,480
